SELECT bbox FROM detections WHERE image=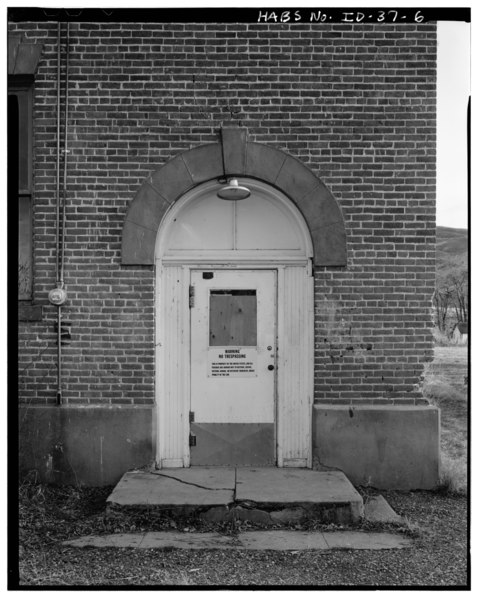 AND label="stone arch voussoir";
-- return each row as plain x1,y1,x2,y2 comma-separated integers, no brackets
122,130,347,266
